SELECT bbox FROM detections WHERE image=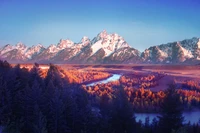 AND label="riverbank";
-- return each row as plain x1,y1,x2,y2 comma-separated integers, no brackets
81,74,113,86
135,110,200,124
85,74,121,86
